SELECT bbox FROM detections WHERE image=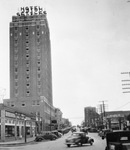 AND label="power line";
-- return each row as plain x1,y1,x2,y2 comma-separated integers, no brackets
114,101,130,110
